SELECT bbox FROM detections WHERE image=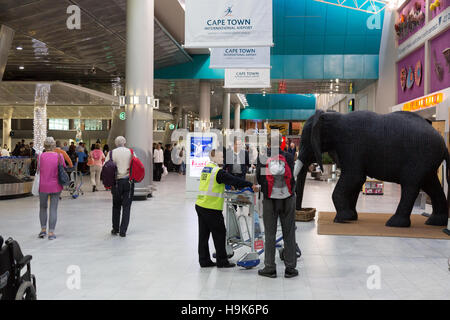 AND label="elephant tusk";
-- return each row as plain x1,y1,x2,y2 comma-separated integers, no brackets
294,160,303,180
